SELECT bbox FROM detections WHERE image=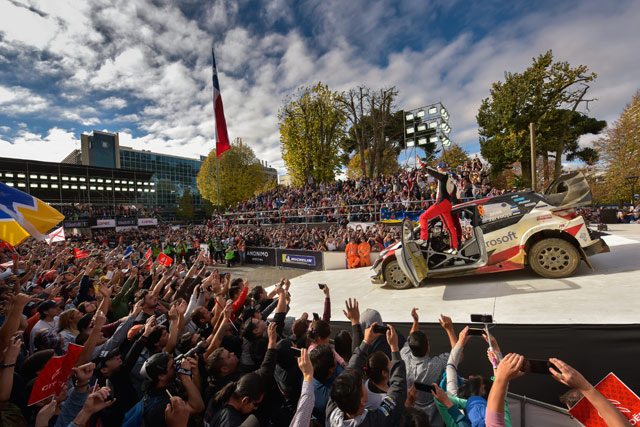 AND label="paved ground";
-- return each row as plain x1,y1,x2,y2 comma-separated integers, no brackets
270,224,640,325
207,263,309,286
